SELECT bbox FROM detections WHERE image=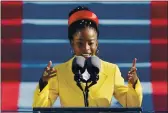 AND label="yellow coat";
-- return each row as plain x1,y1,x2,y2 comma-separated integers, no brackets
32,57,142,107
